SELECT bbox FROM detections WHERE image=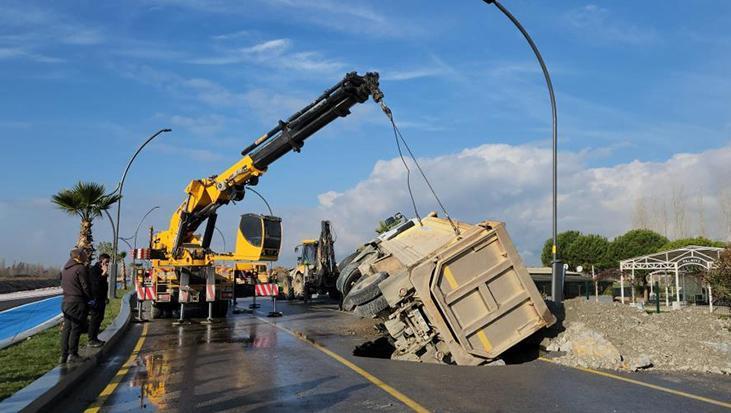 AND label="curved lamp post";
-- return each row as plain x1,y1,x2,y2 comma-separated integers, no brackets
214,227,227,251
108,128,171,299
133,206,160,251
483,0,563,302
